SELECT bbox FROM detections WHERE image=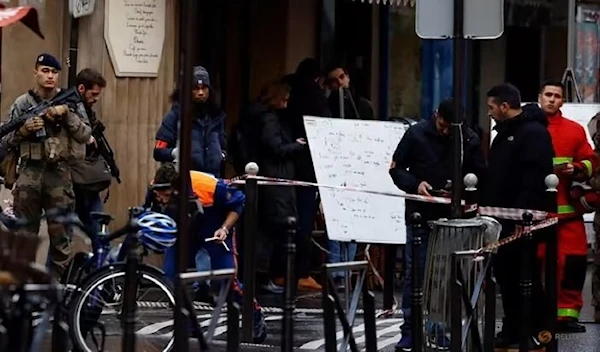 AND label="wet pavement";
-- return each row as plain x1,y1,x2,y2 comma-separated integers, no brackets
38,265,598,351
